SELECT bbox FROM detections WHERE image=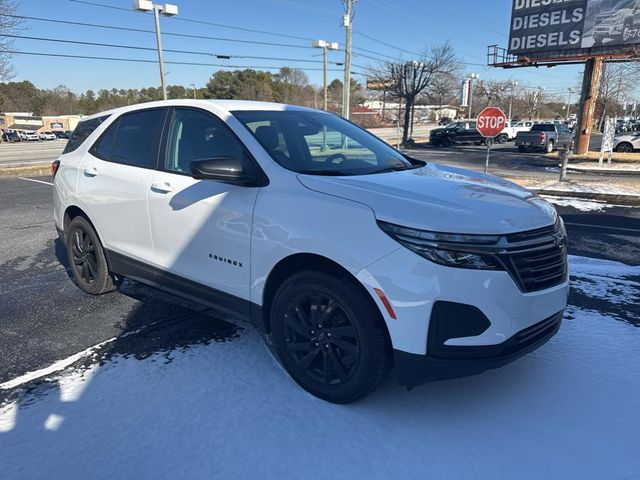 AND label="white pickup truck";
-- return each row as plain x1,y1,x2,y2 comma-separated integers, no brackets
497,121,534,143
